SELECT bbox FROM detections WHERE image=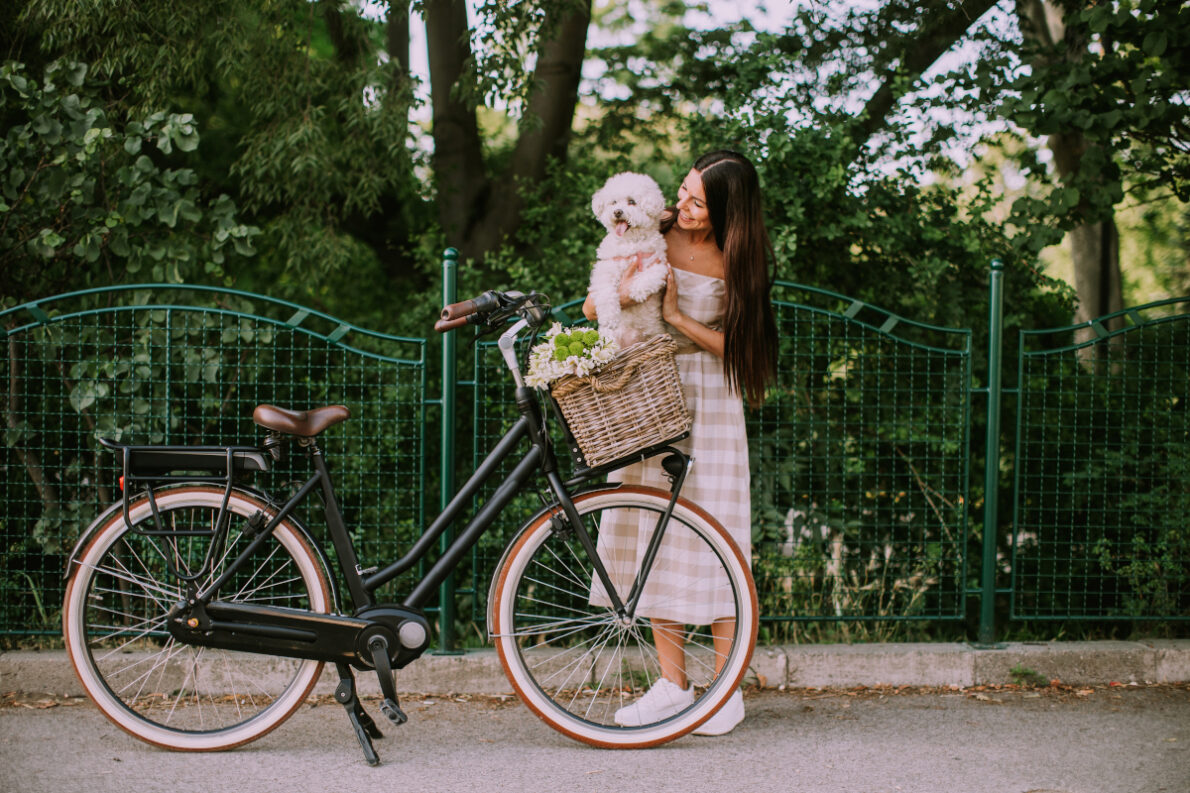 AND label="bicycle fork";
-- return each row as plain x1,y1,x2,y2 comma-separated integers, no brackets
548,449,691,622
